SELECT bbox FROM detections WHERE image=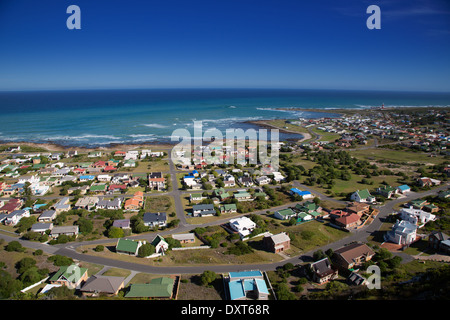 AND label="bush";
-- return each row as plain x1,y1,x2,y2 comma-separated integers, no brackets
138,243,155,258
5,241,24,252
47,255,73,266
94,245,104,252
